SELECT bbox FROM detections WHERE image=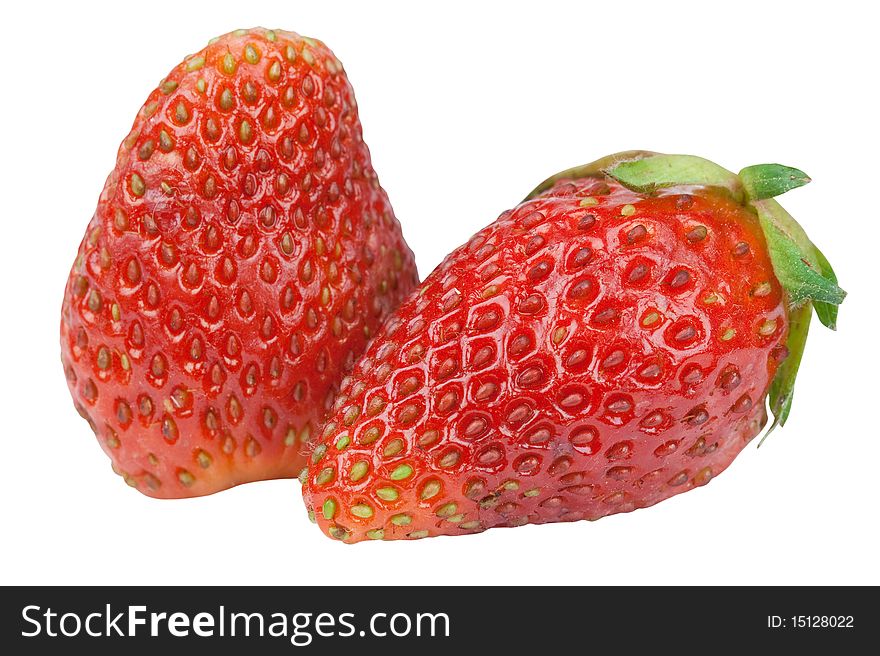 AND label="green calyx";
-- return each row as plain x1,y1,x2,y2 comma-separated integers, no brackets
524,150,659,201
526,152,846,436
605,154,746,200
